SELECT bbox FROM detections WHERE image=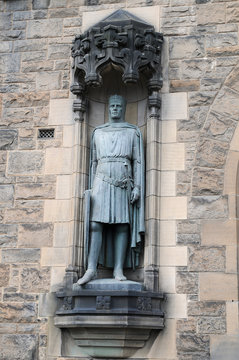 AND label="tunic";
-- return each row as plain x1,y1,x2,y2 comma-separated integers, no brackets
90,124,140,224
85,121,145,269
